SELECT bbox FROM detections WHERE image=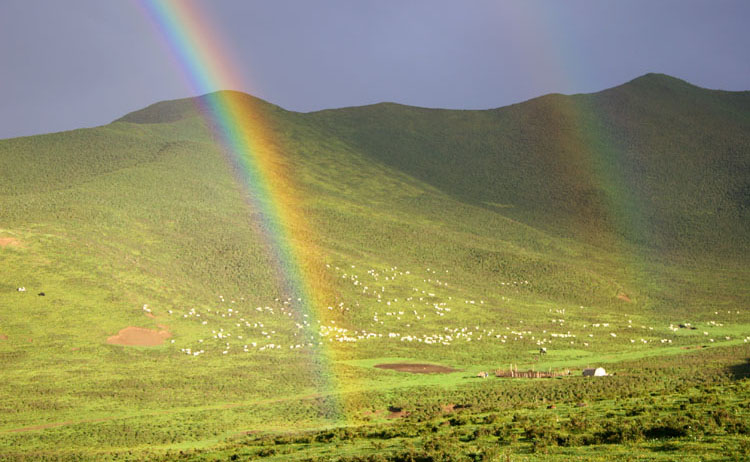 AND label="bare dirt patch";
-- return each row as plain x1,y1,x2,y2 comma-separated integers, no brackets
374,363,458,374
386,406,410,419
442,403,471,413
617,292,632,302
0,334,7,340
442,404,456,413
0,237,21,248
107,326,171,346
